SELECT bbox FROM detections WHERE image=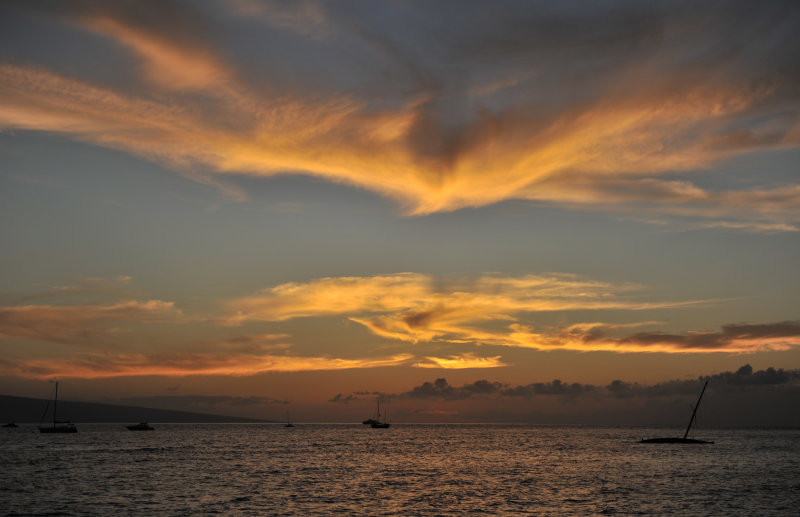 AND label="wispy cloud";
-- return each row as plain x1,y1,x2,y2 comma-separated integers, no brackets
0,1,798,228
0,276,137,305
224,273,728,352
4,351,416,379
482,320,800,354
0,300,181,346
413,353,506,369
